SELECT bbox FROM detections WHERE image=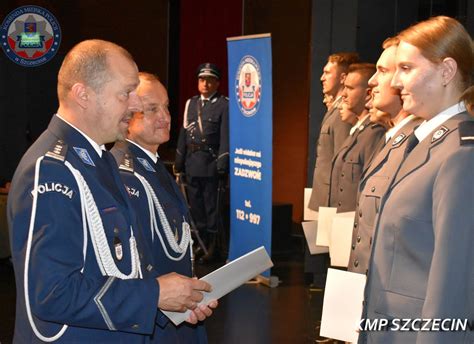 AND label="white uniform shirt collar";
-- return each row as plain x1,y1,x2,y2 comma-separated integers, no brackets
414,102,466,142
56,114,105,157
350,113,370,136
200,92,217,102
385,114,416,143
328,95,343,111
126,139,159,163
